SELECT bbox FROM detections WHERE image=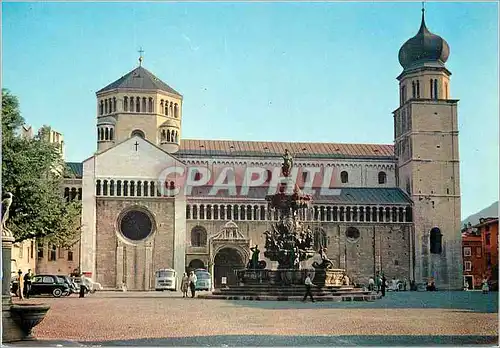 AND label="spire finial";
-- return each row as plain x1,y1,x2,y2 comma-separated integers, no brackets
138,47,144,67
419,1,428,32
